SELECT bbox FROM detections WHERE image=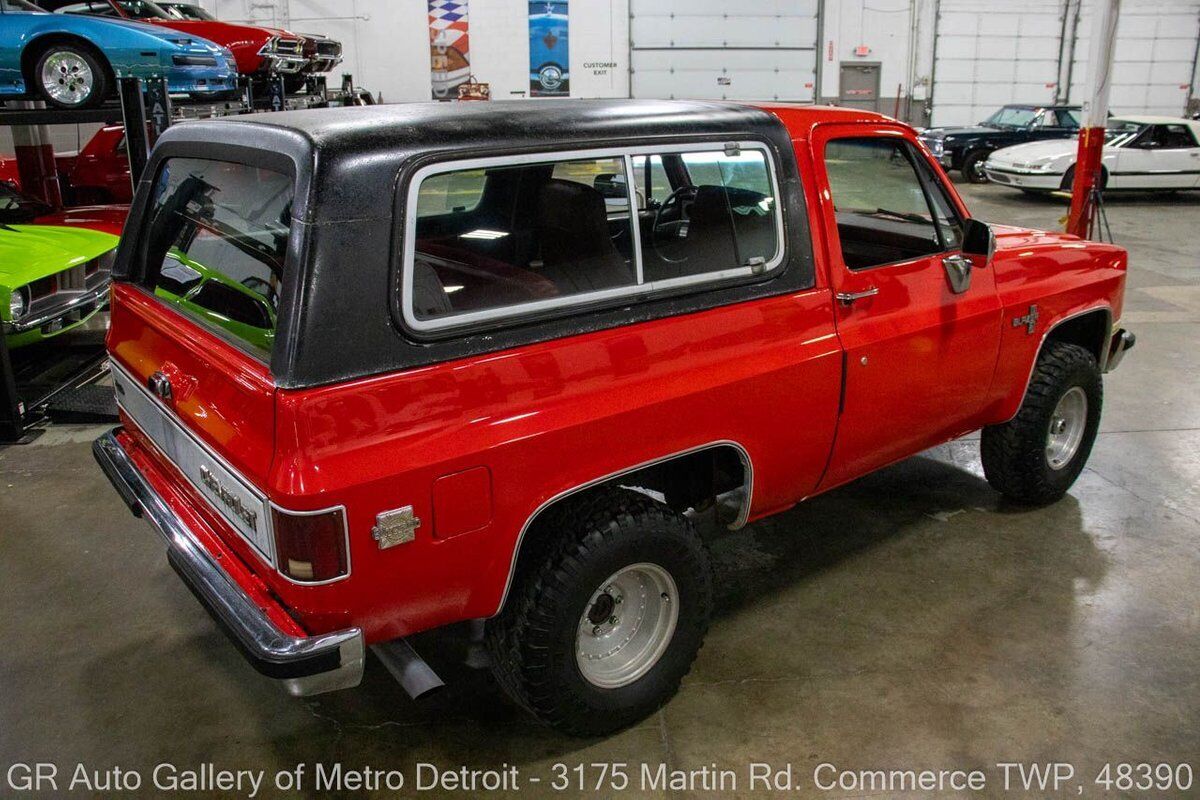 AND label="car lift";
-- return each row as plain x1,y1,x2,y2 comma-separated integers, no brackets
0,73,371,443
